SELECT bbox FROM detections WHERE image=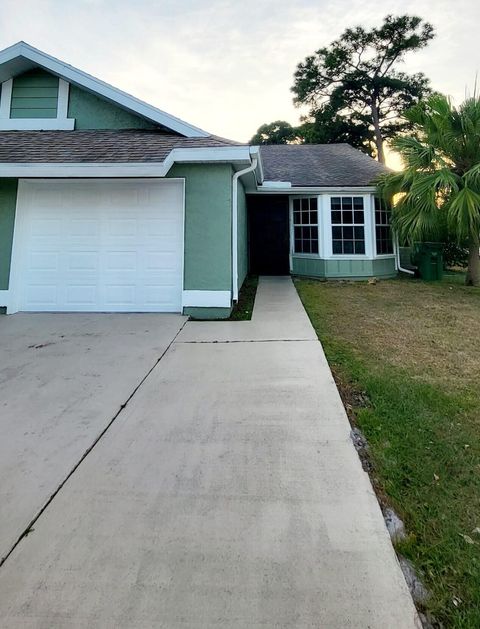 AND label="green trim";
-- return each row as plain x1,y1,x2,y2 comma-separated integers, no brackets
68,85,157,130
167,163,232,291
0,179,18,289
184,306,232,319
10,69,58,119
